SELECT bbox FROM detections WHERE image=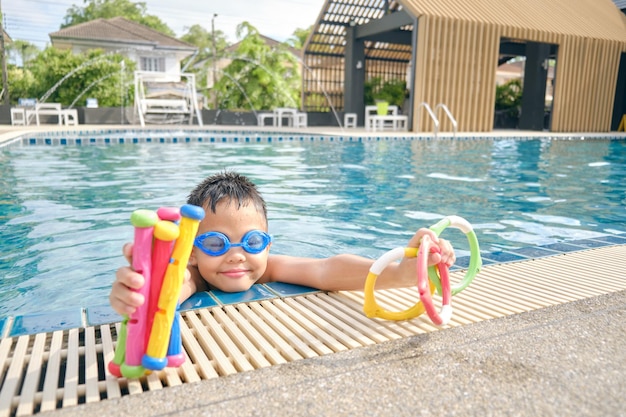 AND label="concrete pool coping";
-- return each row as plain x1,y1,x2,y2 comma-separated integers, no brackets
1,124,626,147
